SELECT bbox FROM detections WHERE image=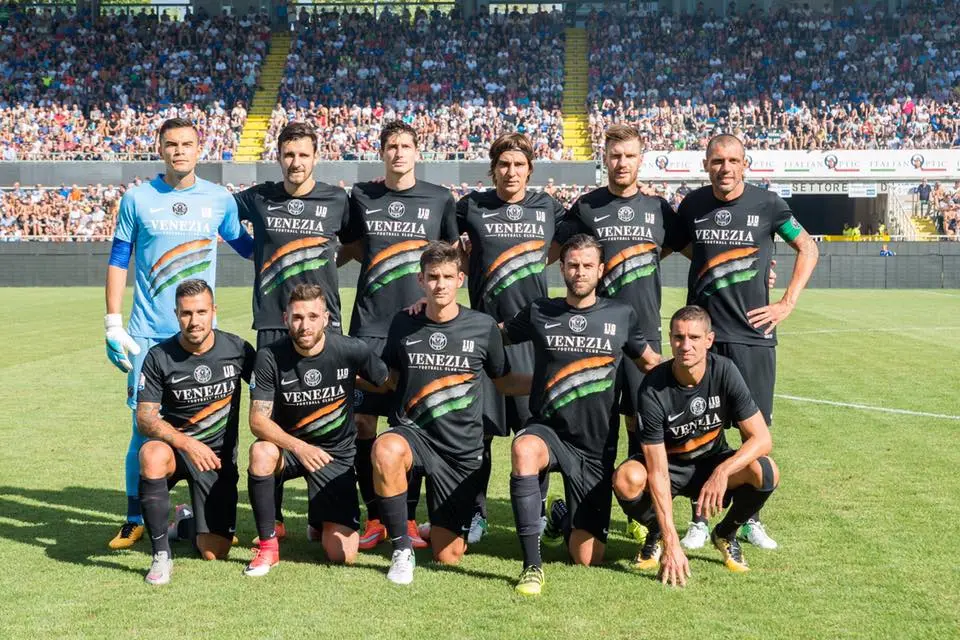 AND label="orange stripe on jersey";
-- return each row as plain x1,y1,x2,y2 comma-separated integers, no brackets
150,238,213,274
666,427,721,454
369,240,429,269
697,247,759,278
606,243,656,271
262,236,328,272
186,395,233,425
545,356,615,390
405,373,475,411
486,240,545,276
293,397,346,431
